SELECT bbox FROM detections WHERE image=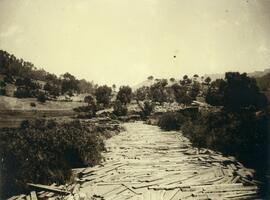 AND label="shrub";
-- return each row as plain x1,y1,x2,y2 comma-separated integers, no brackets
0,119,105,198
0,88,6,95
37,92,46,103
73,105,96,118
158,112,187,131
182,110,268,170
95,85,112,107
141,101,155,118
113,100,128,116
14,87,31,98
116,86,132,105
